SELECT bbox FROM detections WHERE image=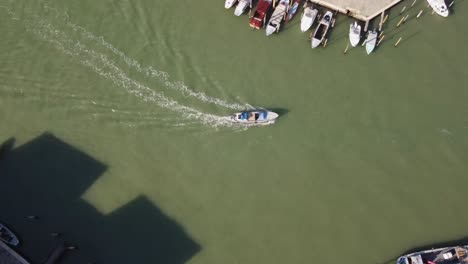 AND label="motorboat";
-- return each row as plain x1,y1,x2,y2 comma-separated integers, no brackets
349,21,361,47
249,0,273,29
311,11,333,48
231,110,279,124
266,0,289,36
300,2,318,32
397,245,468,264
285,0,302,22
0,223,19,246
427,0,449,17
365,30,378,54
234,0,251,16
225,0,238,9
